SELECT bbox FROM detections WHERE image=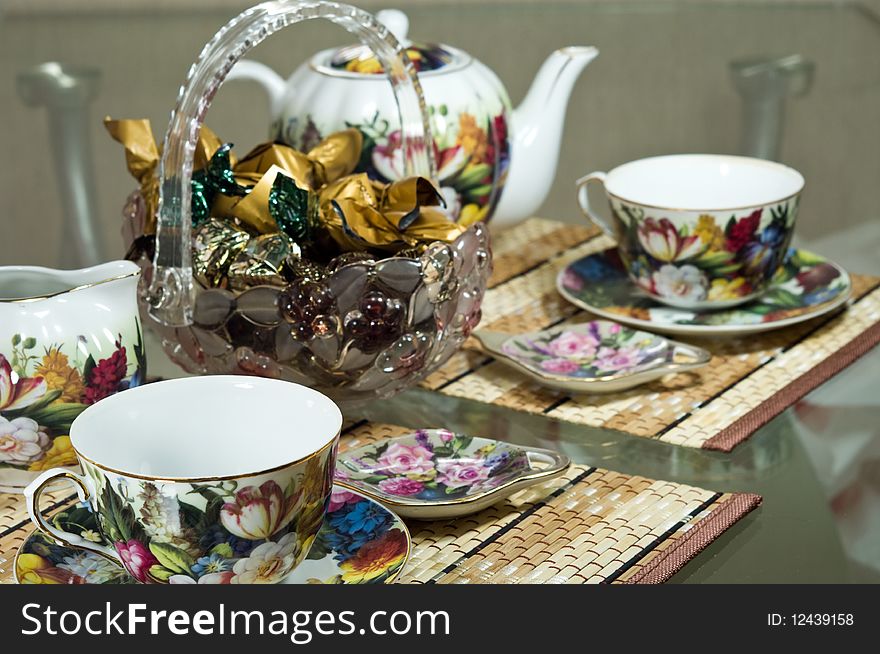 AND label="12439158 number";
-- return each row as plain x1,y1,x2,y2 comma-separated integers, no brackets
768,614,855,626
793,614,853,626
